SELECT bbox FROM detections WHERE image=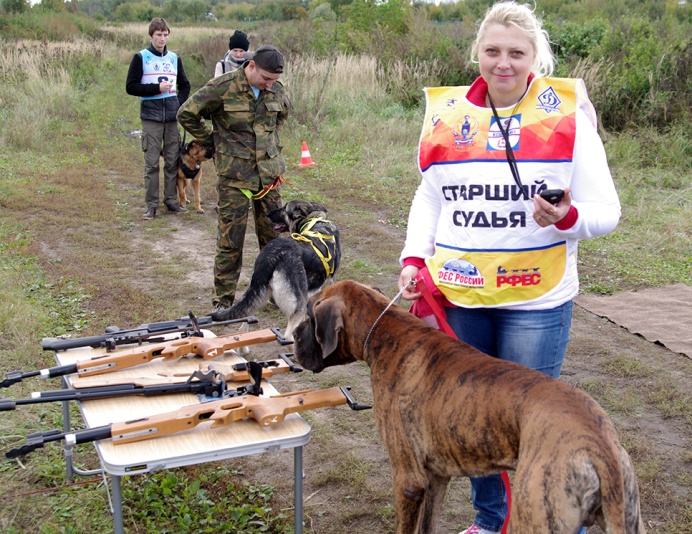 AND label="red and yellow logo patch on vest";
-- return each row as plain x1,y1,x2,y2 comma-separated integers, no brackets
419,78,581,172
427,242,567,307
